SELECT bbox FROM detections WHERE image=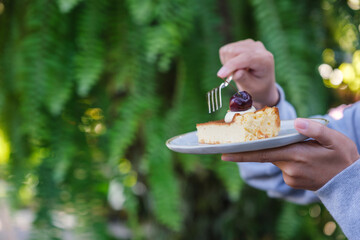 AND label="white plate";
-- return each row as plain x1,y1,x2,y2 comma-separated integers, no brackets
166,118,328,154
